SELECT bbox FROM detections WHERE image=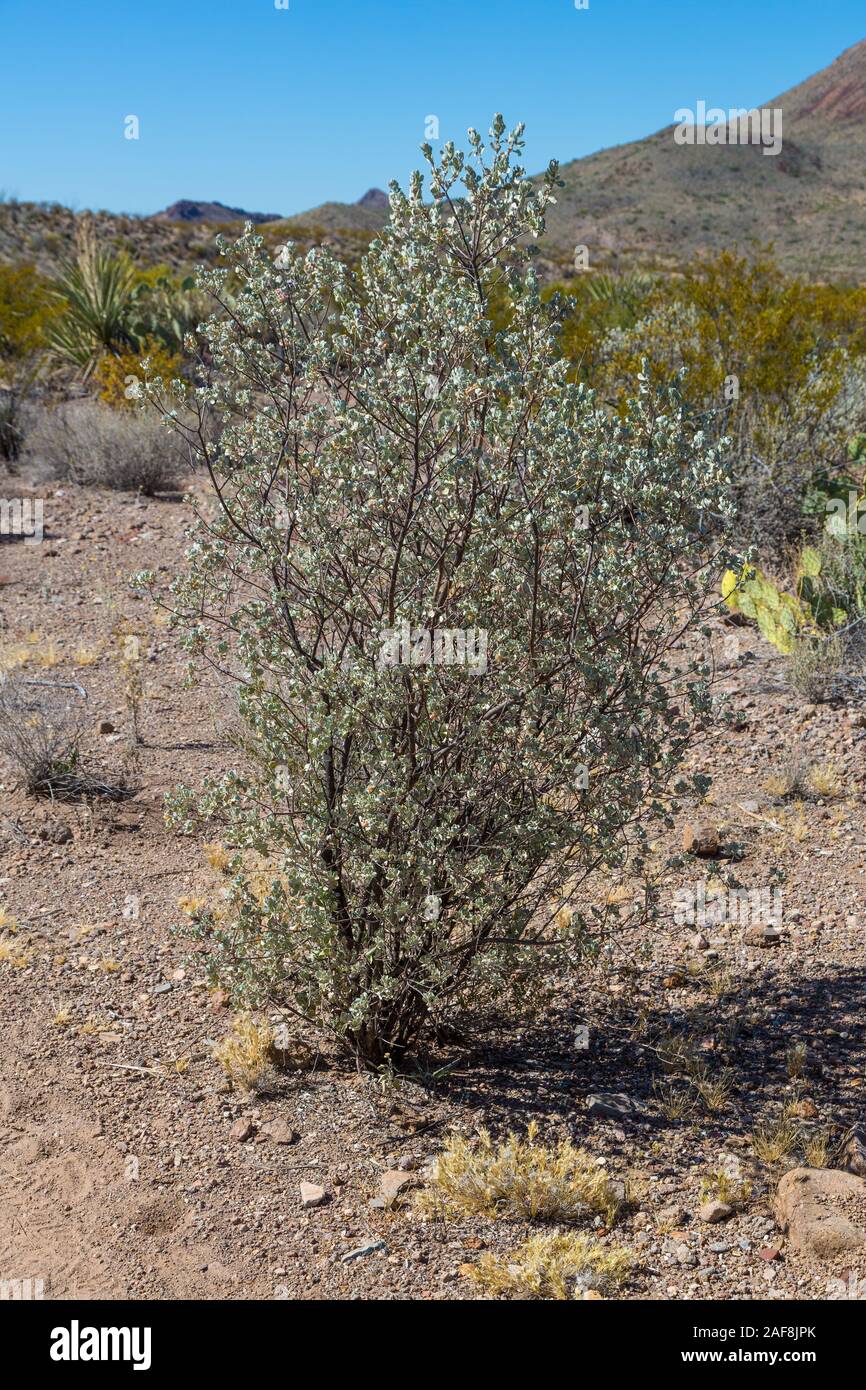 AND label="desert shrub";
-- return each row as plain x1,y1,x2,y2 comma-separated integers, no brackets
145,117,730,1063
0,263,59,462
592,251,866,548
0,390,29,464
416,1123,622,1224
787,632,844,702
94,337,184,410
544,270,657,383
0,674,85,795
26,399,187,494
